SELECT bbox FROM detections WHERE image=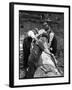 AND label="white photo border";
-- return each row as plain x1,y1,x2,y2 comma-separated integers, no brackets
9,2,70,87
